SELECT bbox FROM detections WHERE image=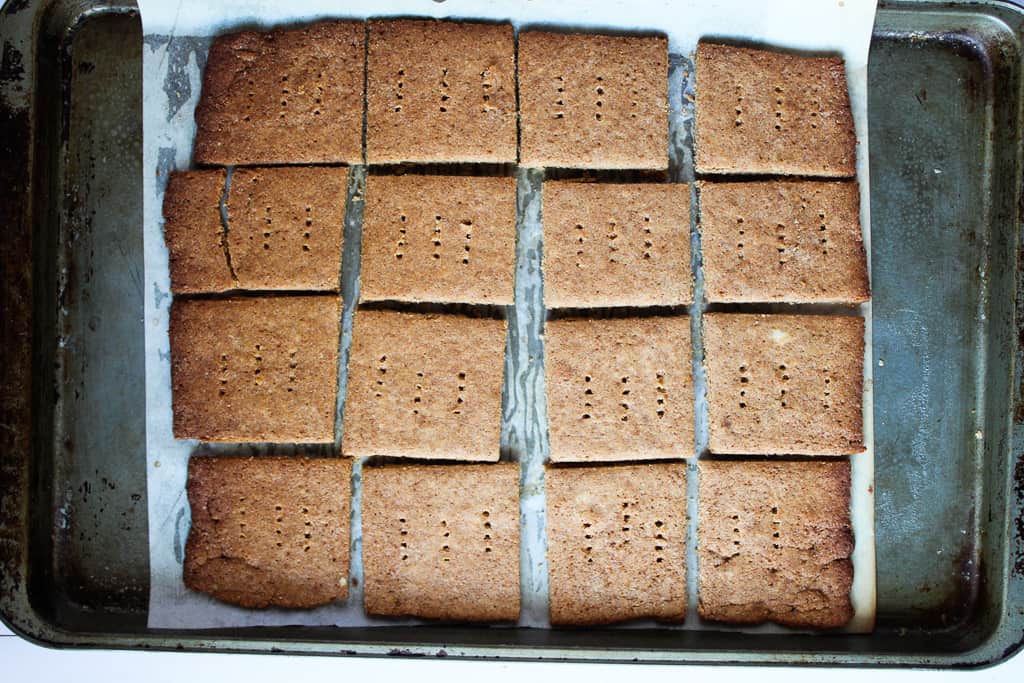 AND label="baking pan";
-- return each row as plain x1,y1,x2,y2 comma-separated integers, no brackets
1,0,1023,667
